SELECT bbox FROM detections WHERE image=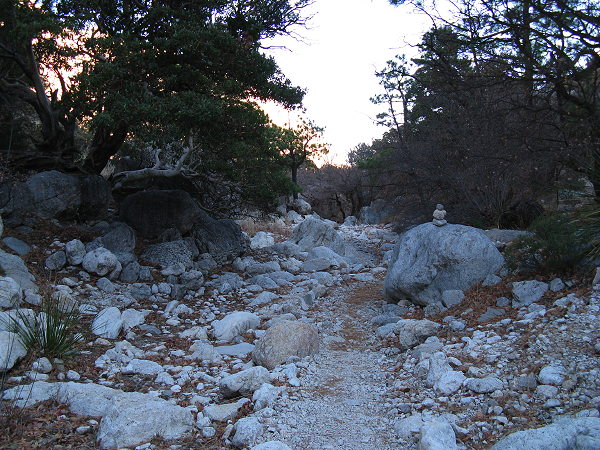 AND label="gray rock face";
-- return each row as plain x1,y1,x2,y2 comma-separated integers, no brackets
120,261,141,282
3,381,193,448
122,359,163,376
441,290,464,308
253,320,319,370
420,420,457,450
250,231,275,249
385,223,504,306
0,331,27,371
0,170,110,225
97,392,194,449
359,199,395,224
45,251,66,270
252,383,282,410
465,376,503,393
231,417,264,448
92,307,123,339
291,198,312,215
538,365,565,386
290,217,346,256
2,237,30,255
0,276,22,308
82,248,121,278
65,239,86,265
394,319,441,350
204,398,250,422
88,222,136,254
512,280,549,306
119,189,200,238
491,417,600,450
0,249,37,291
219,366,270,398
190,210,248,264
212,311,260,342
141,239,197,269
